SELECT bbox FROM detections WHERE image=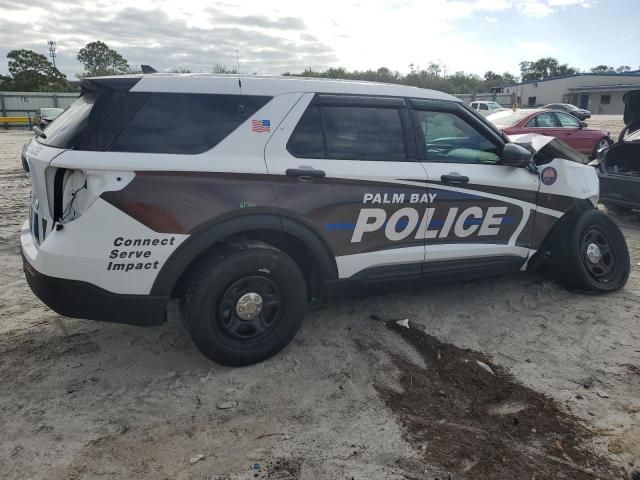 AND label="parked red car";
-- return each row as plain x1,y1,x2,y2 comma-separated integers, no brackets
487,109,611,157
